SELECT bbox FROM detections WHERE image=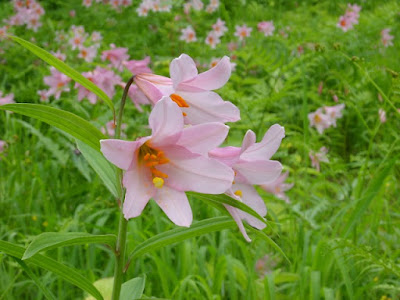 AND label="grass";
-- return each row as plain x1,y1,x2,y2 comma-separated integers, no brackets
1,0,400,299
